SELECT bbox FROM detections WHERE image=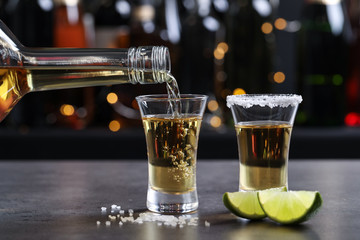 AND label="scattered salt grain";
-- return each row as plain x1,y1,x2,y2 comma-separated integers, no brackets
99,205,208,229
136,219,143,224
188,217,198,226
187,222,198,226
133,212,201,227
121,216,135,223
128,209,134,217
